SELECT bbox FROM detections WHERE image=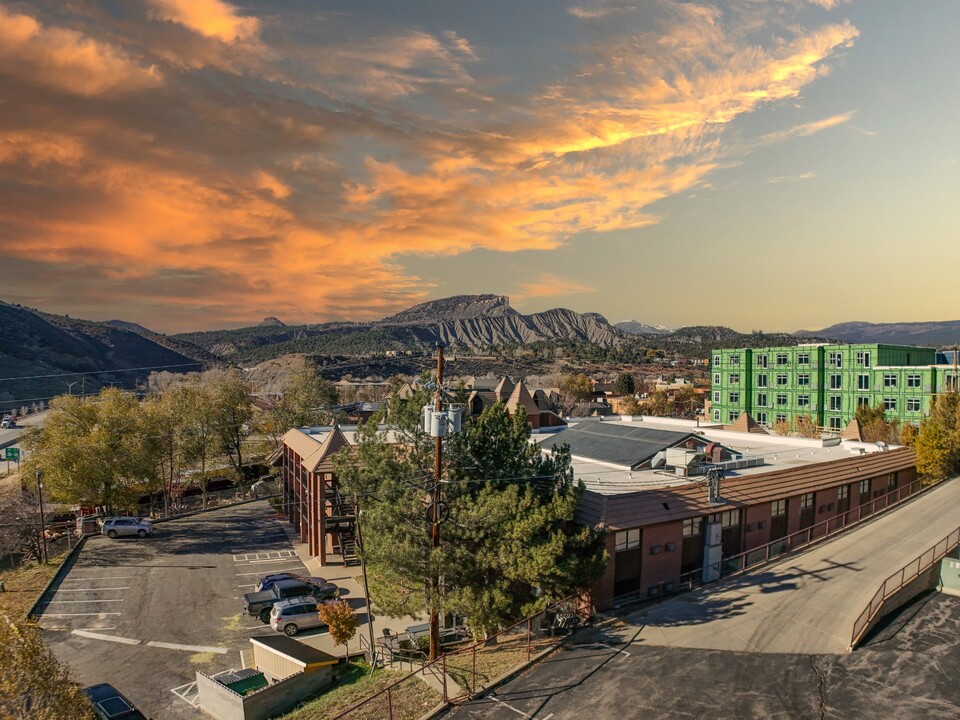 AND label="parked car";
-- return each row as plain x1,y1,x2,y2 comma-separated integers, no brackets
101,517,154,539
83,683,148,720
244,578,339,623
255,572,327,592
269,595,335,636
